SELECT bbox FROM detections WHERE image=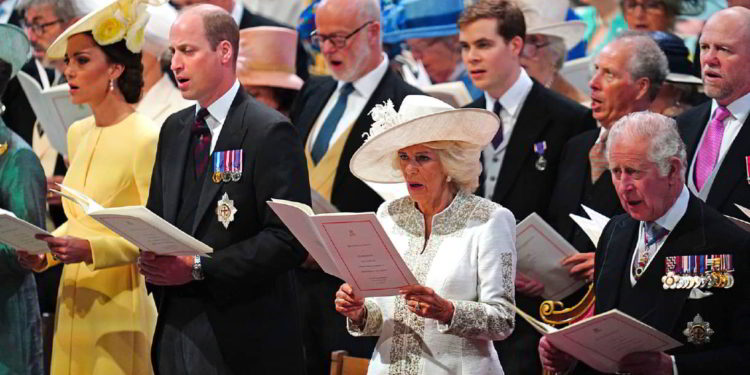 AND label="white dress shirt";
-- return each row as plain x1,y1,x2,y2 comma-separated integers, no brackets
0,0,17,24
307,54,389,151
195,80,240,153
481,68,533,199
687,93,750,200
